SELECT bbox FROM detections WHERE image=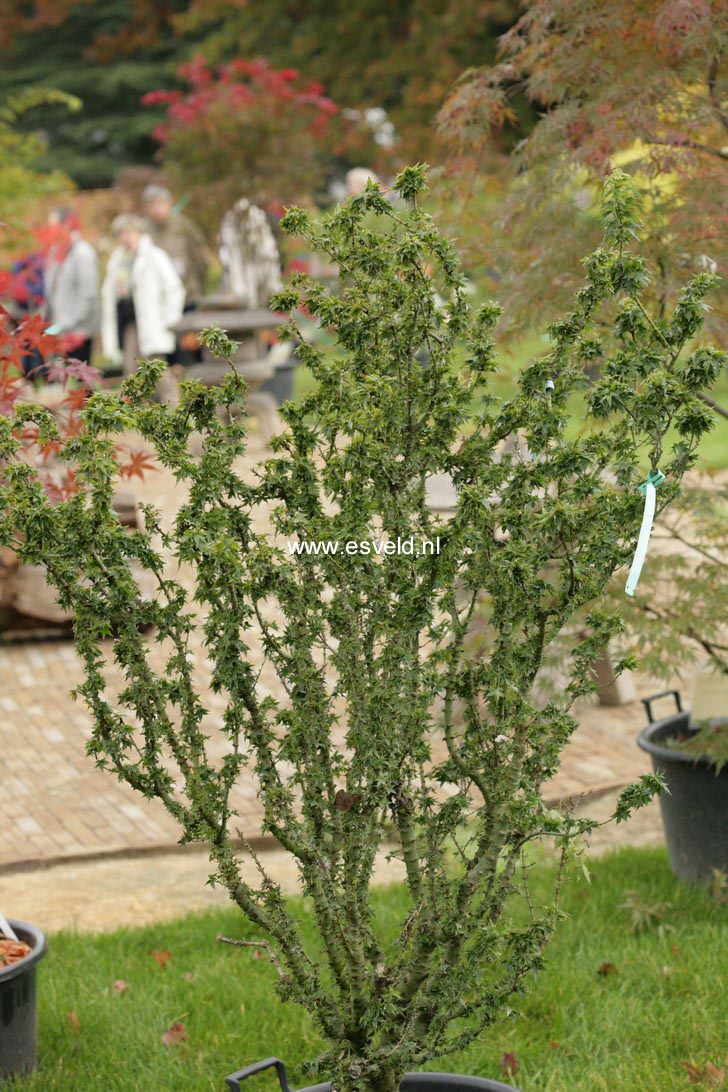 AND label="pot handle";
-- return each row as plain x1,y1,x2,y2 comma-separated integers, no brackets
226,1058,293,1092
641,689,682,724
